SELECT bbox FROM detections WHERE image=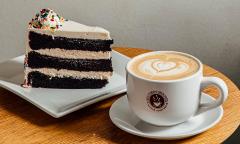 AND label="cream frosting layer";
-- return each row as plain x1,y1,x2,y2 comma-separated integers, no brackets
25,68,112,79
26,46,111,59
28,20,111,40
